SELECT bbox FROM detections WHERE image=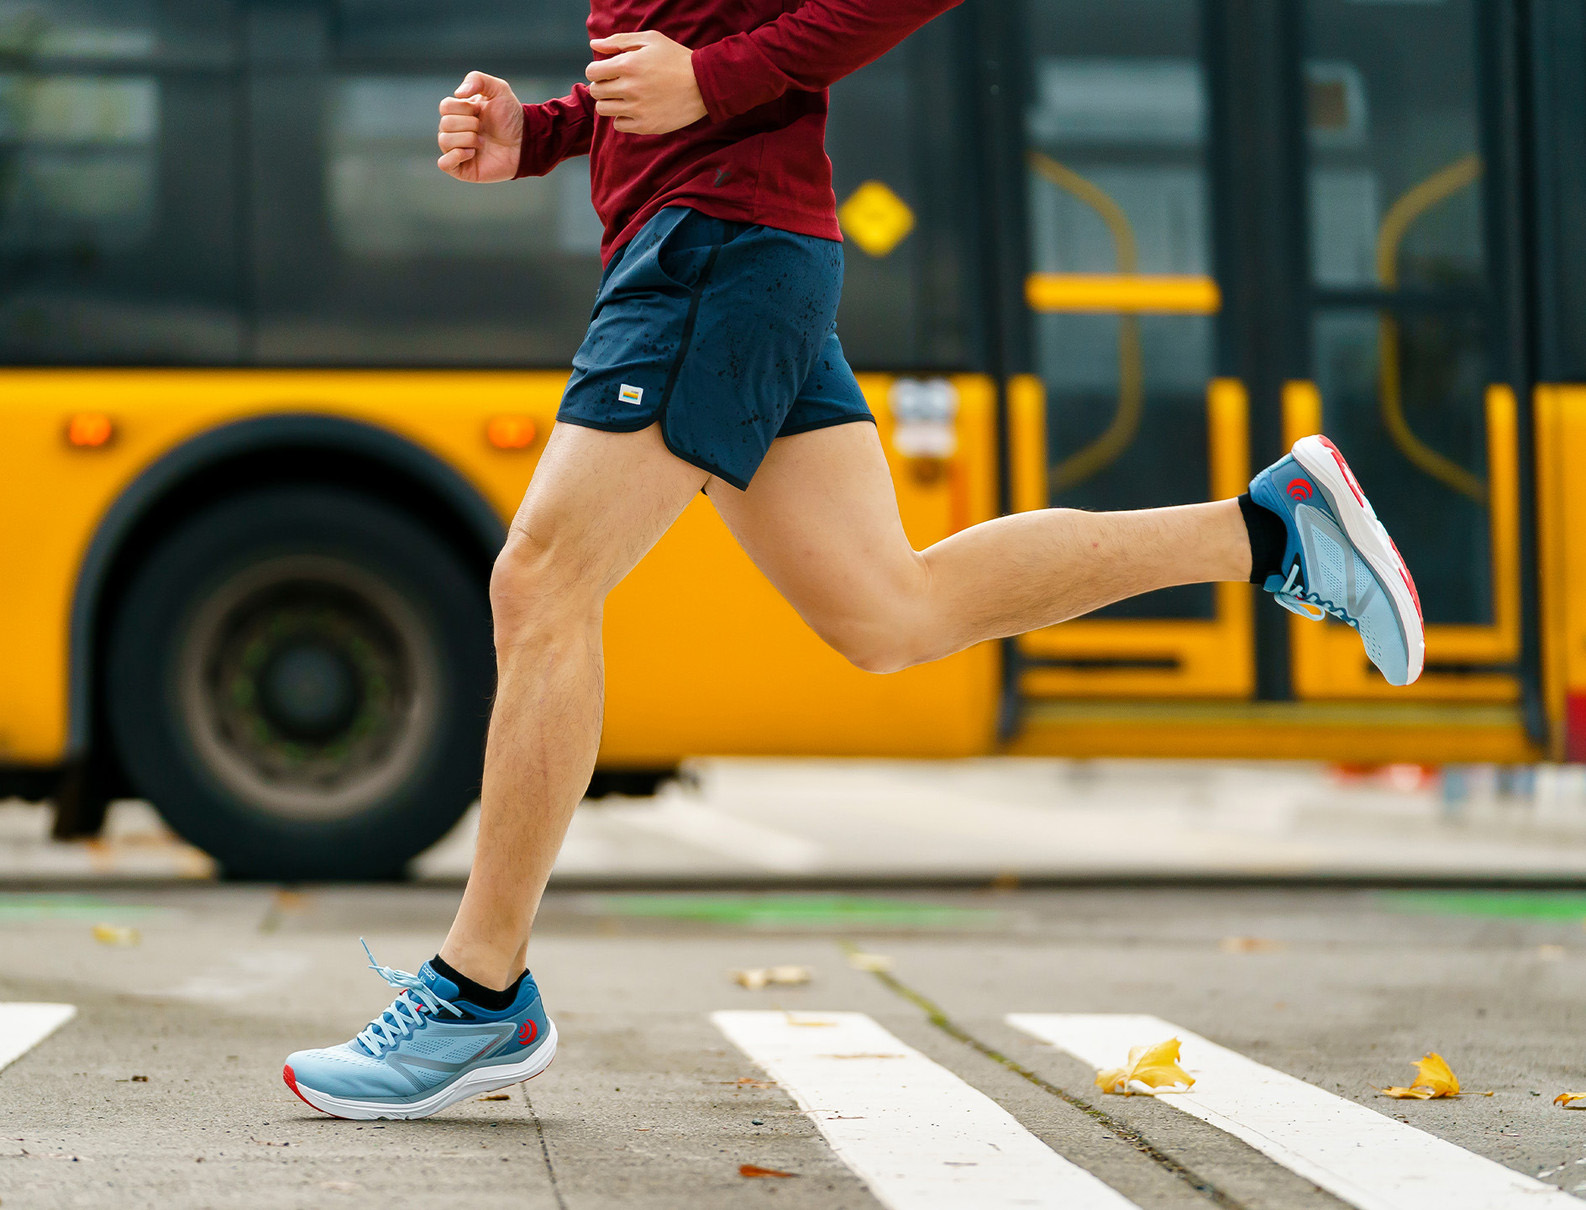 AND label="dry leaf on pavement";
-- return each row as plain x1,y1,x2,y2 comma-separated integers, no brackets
733,965,812,990
739,1164,796,1179
1219,936,1285,954
91,924,140,946
1095,1038,1195,1096
1554,1092,1586,1108
1378,1052,1461,1099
